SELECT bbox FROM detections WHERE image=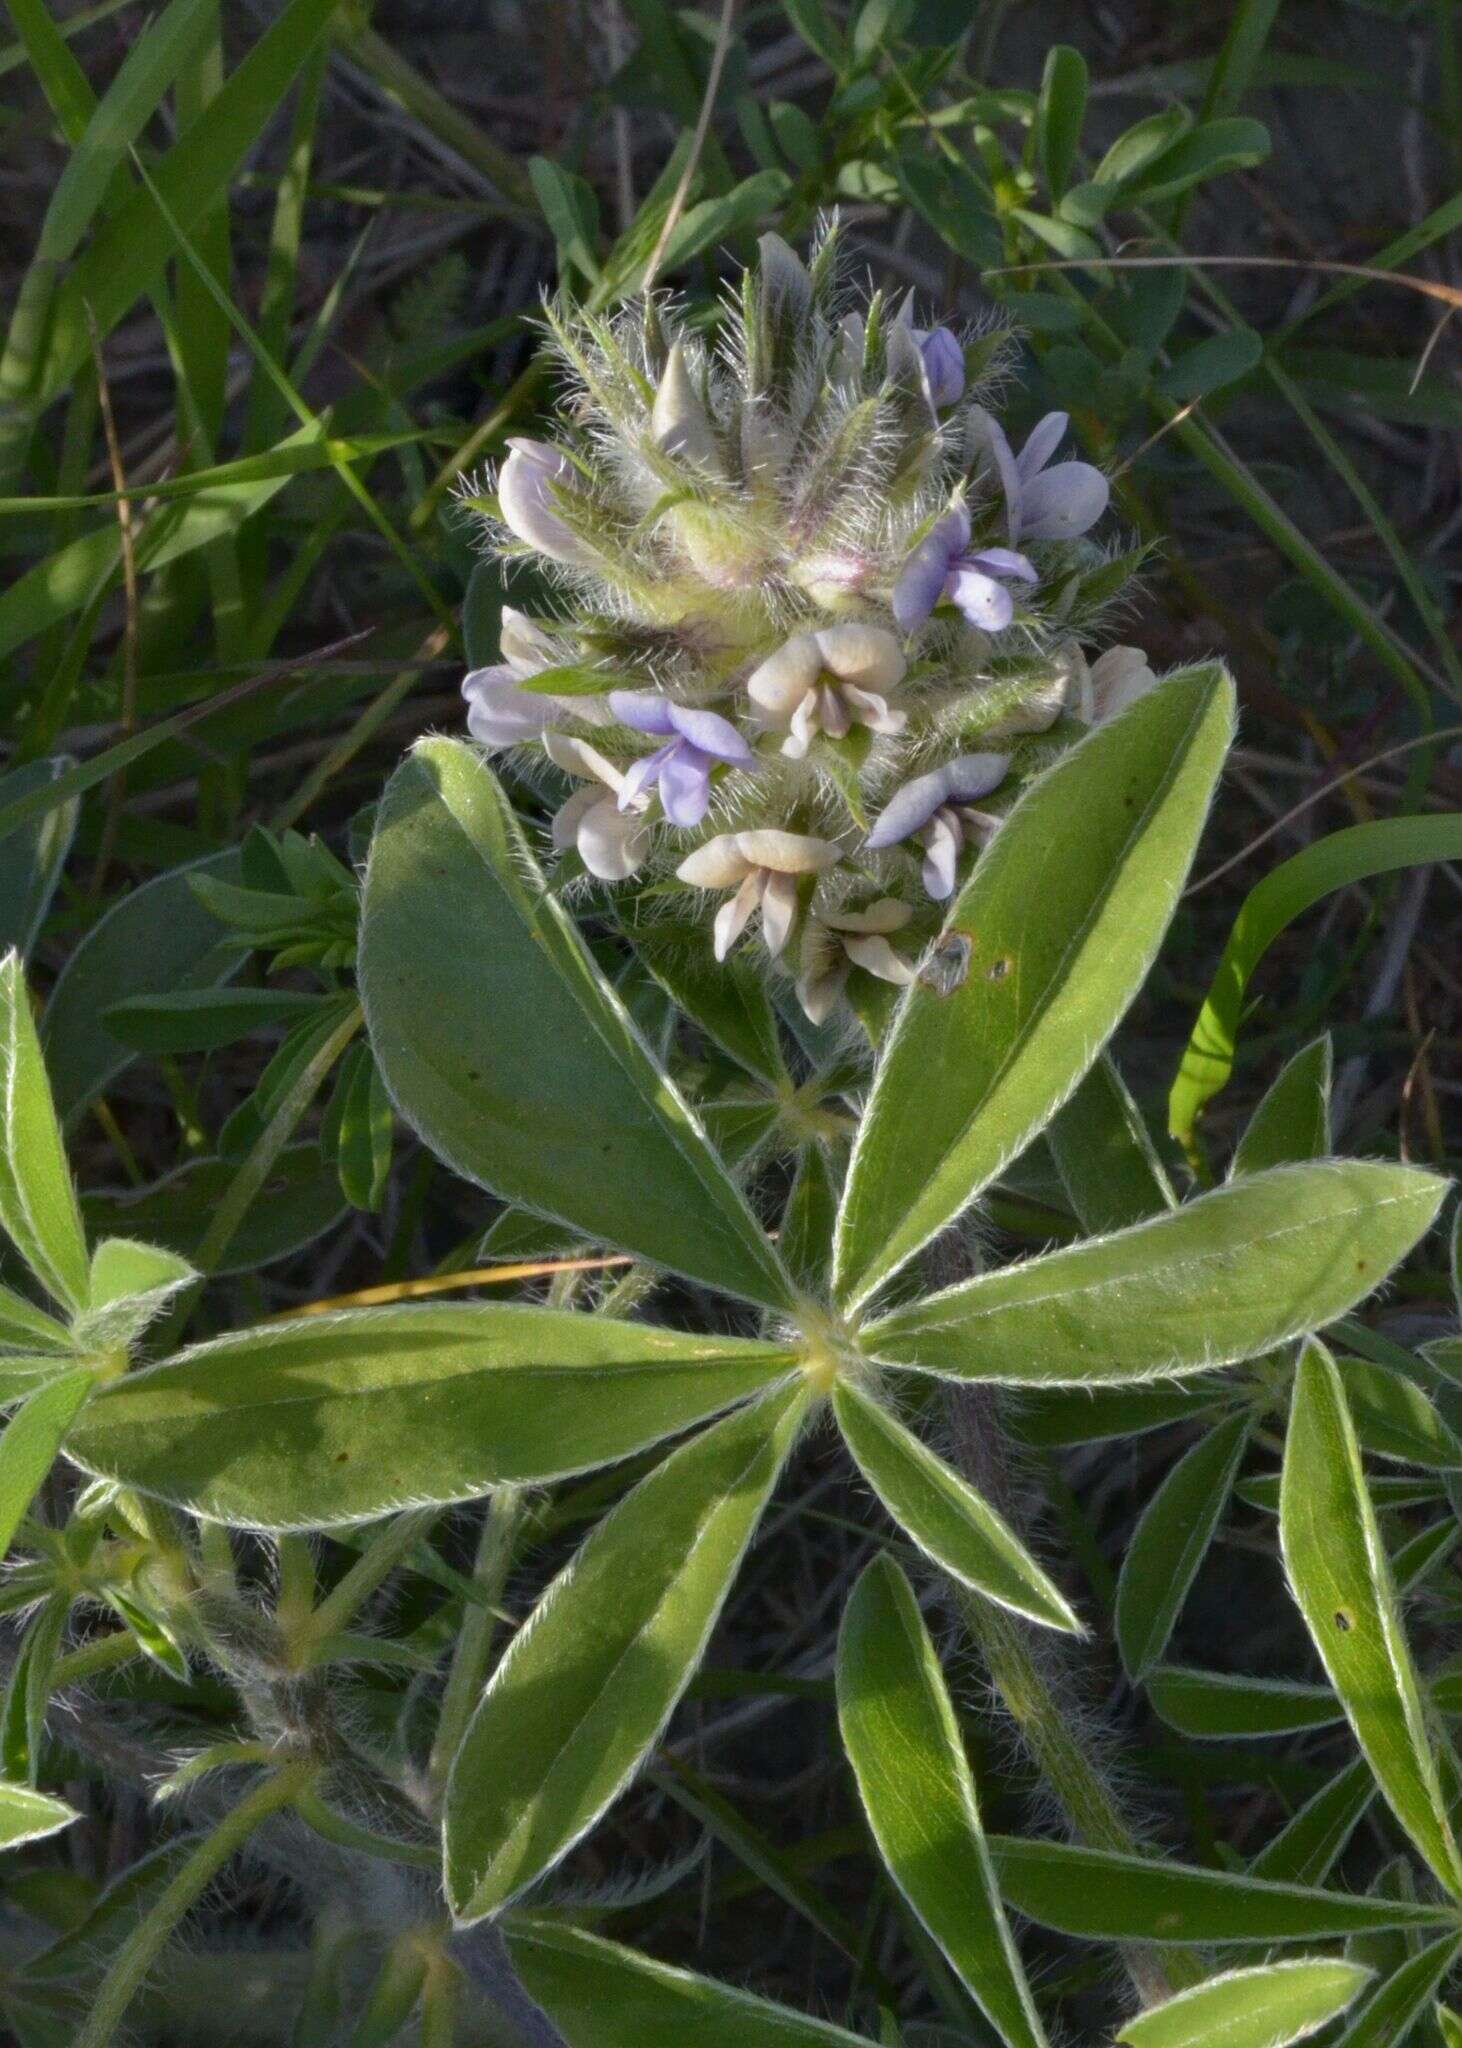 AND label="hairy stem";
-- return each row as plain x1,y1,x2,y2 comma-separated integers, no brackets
448,1920,570,2048
74,1764,311,2048
942,1383,1193,2007
428,1484,525,1799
